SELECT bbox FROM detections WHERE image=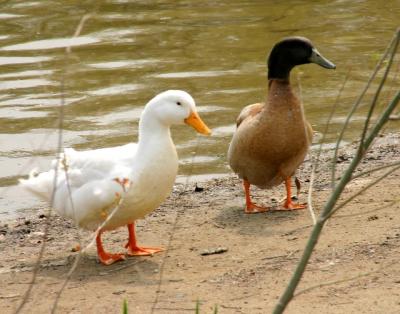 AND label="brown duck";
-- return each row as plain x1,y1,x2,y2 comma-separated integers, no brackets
228,37,335,213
